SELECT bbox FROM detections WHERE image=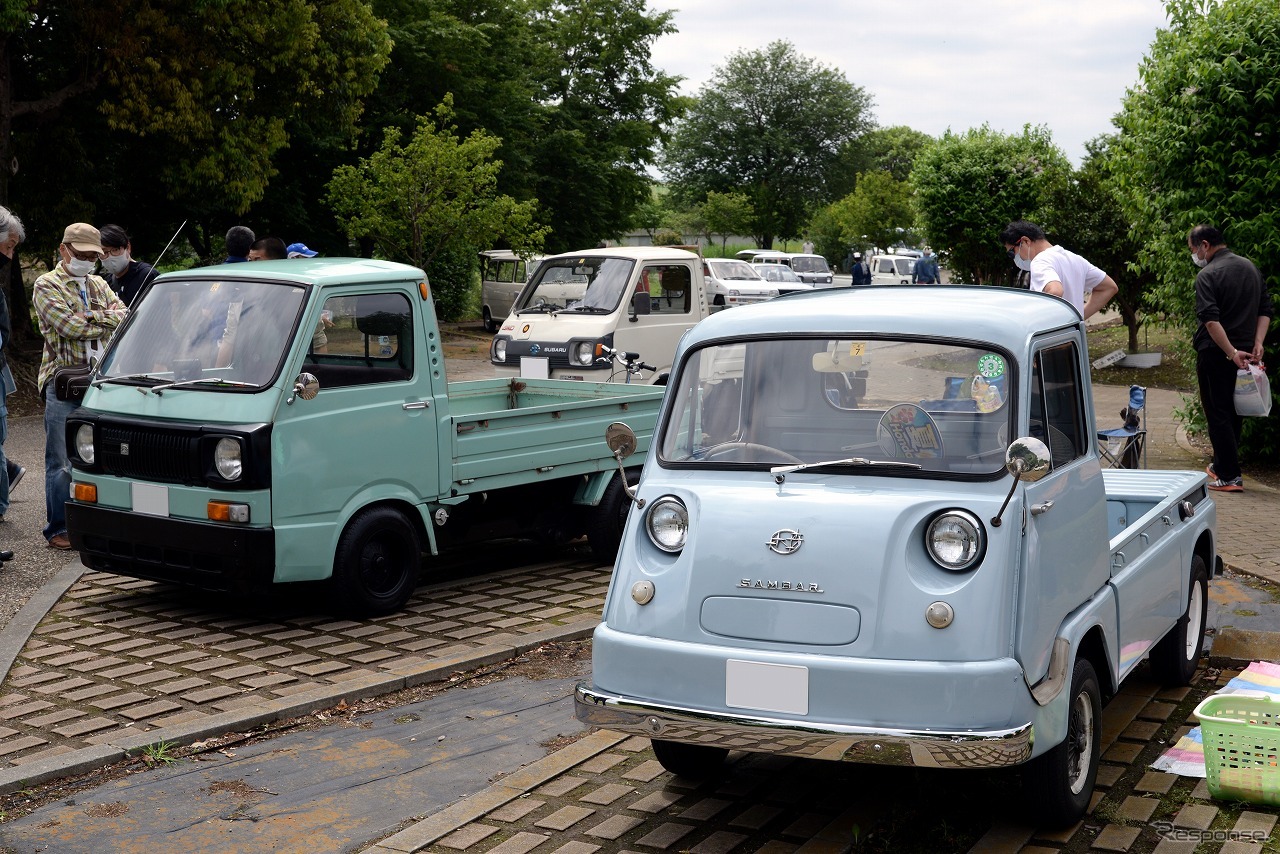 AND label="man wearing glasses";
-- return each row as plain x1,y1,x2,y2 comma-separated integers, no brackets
32,223,128,550
1000,220,1118,320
